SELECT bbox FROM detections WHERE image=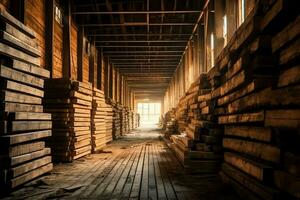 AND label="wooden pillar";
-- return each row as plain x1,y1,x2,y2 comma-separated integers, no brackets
226,0,237,42
77,27,84,82
89,42,95,86
62,0,71,79
97,49,102,89
104,57,109,97
214,0,226,57
45,0,54,77
109,62,113,99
